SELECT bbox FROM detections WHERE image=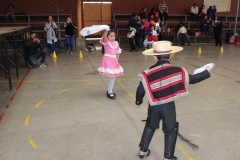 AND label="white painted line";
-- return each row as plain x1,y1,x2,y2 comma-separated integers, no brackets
211,132,216,137
189,134,202,137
